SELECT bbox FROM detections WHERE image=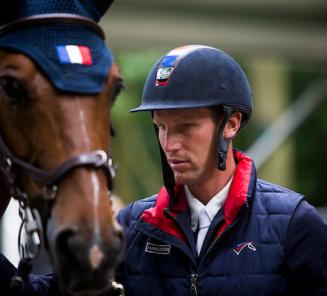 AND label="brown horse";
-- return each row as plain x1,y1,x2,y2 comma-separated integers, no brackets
0,47,124,295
